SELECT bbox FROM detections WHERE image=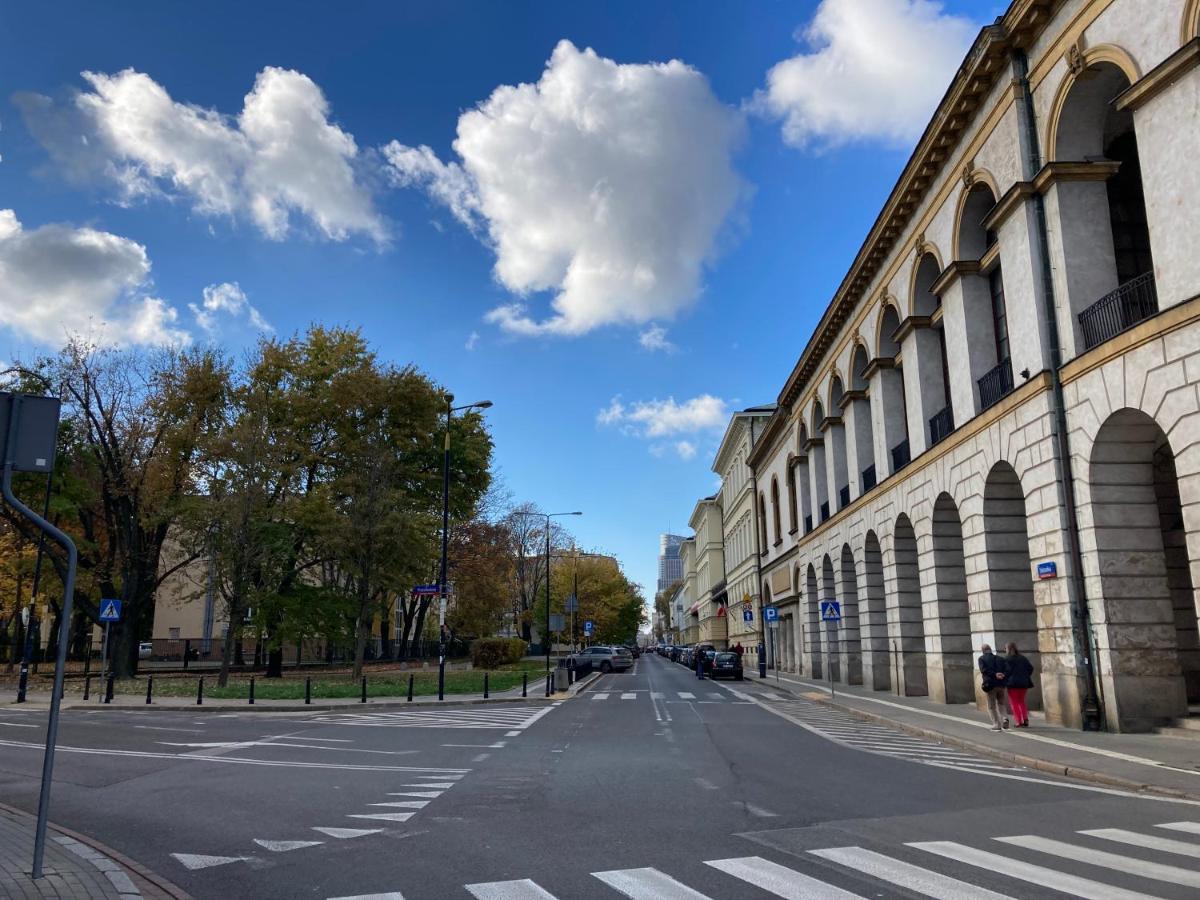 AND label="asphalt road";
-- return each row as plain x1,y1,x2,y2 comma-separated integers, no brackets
3,653,1200,898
